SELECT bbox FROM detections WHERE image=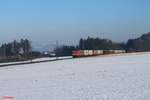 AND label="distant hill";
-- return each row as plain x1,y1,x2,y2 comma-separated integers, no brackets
126,32,150,52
